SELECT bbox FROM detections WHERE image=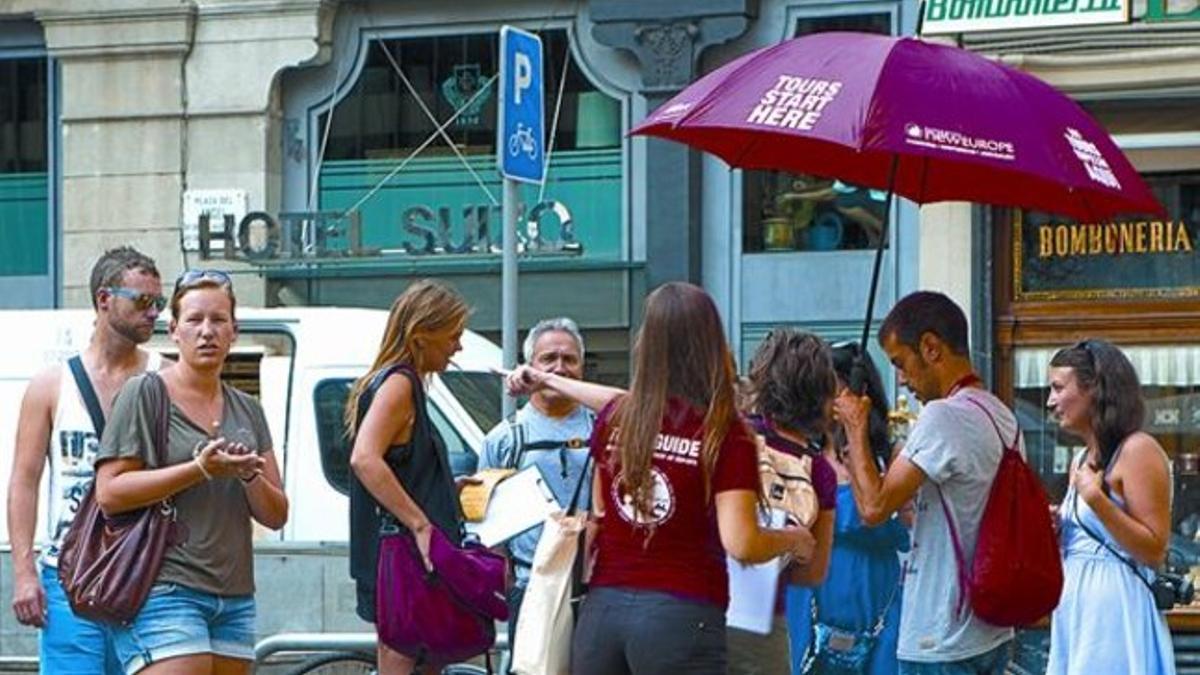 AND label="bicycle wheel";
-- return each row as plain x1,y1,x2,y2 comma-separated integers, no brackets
286,651,377,675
